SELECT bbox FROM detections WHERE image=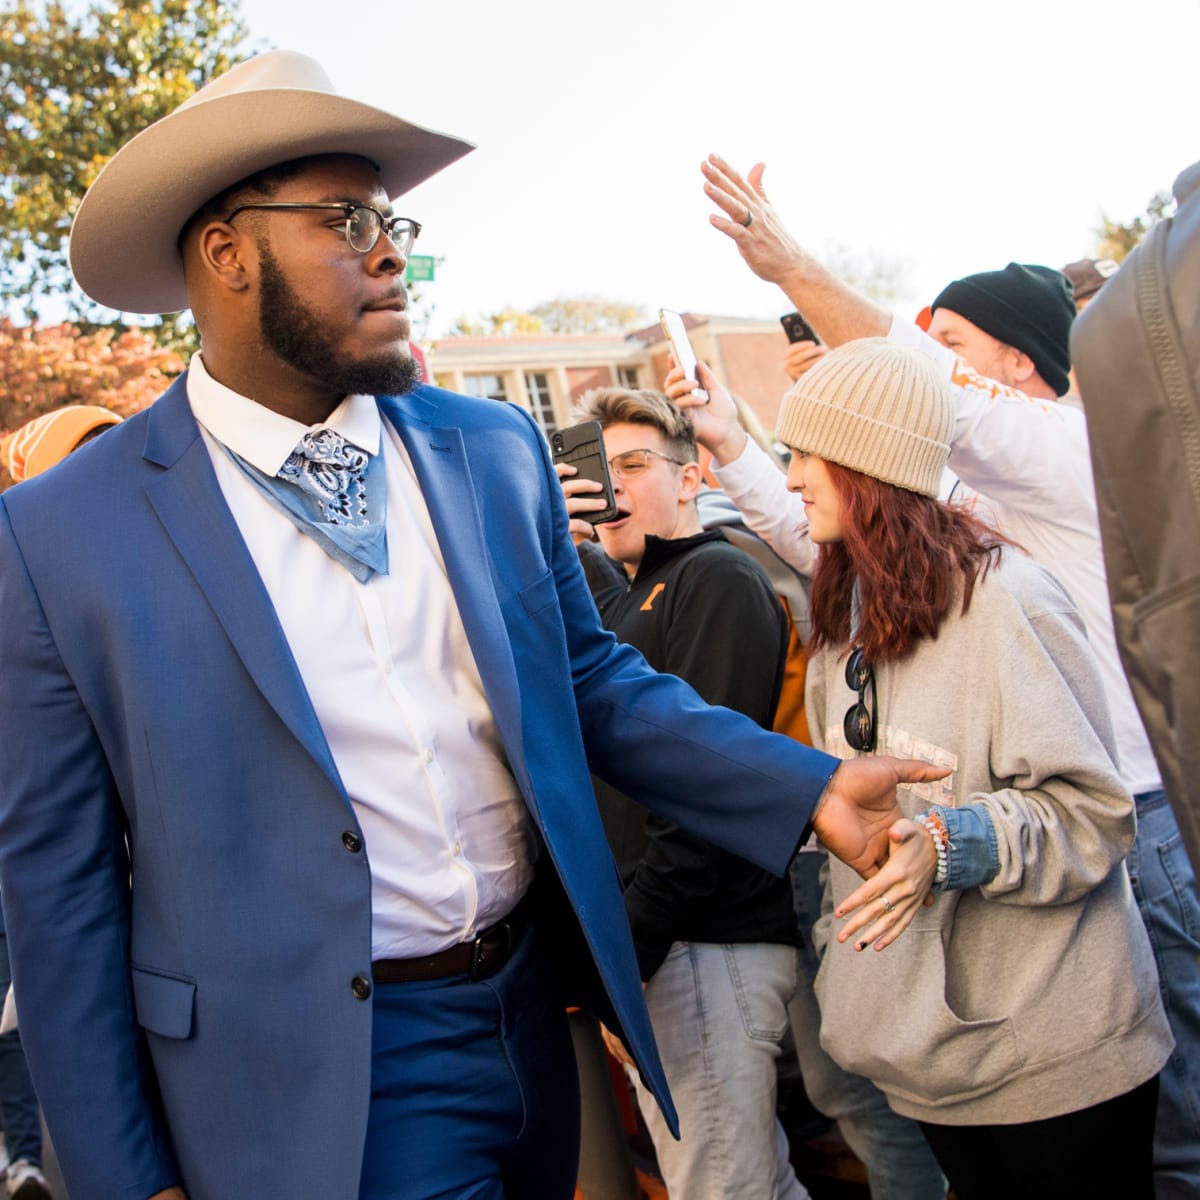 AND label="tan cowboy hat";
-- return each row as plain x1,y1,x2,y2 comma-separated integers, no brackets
68,50,474,315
